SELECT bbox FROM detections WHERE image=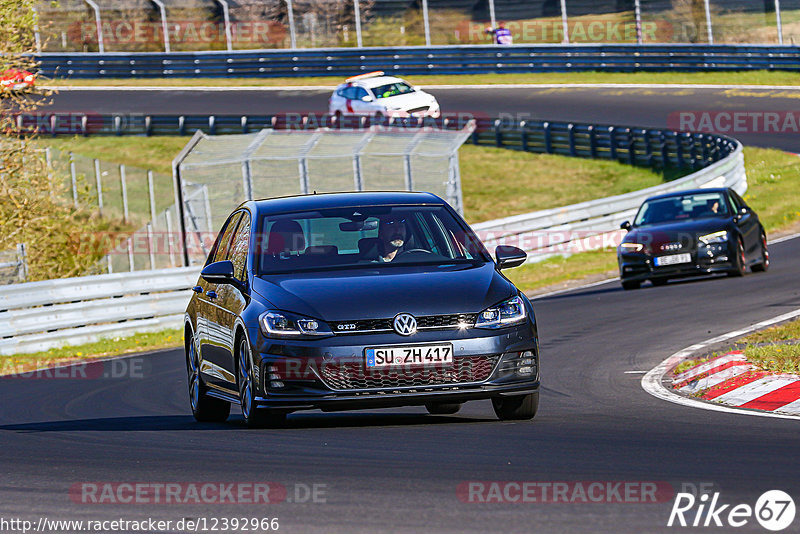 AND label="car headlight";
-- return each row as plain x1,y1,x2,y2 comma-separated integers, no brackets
619,242,644,252
24,74,33,82
260,311,333,338
699,231,728,245
475,295,527,329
